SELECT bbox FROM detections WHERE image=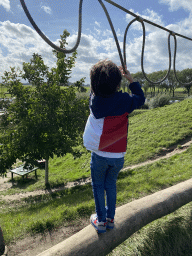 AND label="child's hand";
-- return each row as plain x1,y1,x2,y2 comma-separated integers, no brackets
119,66,134,84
